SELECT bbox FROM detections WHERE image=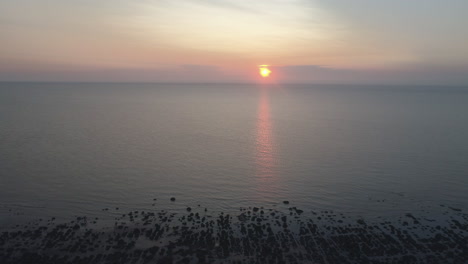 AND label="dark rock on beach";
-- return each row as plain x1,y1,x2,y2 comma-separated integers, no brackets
1,204,467,264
